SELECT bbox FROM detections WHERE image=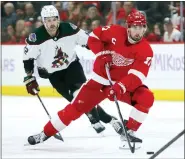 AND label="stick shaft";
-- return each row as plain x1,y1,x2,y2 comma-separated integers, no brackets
36,94,51,119
105,64,135,153
33,89,64,141
149,129,185,159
